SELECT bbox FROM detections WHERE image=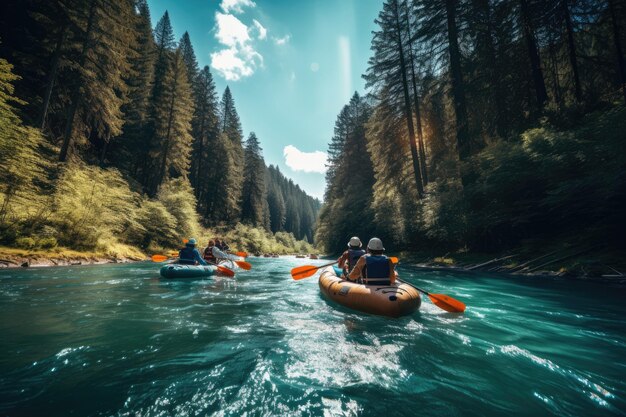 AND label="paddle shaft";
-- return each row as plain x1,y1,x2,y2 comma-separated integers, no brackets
307,260,338,273
396,278,430,295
